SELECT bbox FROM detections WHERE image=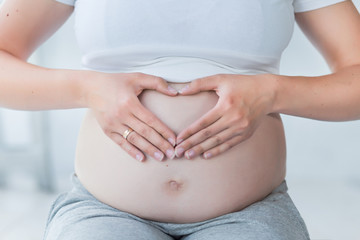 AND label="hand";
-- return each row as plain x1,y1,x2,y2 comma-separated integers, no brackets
175,74,277,159
84,72,178,162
